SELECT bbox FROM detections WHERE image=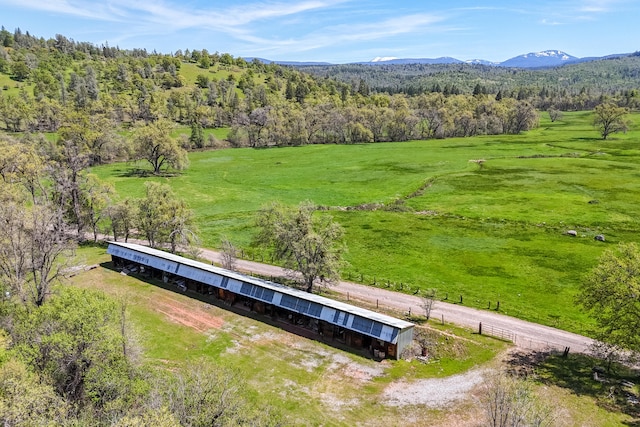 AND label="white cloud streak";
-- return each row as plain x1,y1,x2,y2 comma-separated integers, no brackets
0,0,451,57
